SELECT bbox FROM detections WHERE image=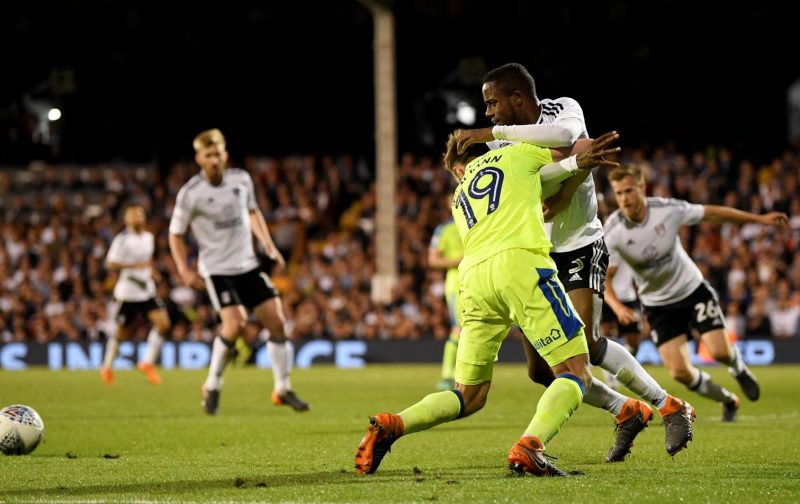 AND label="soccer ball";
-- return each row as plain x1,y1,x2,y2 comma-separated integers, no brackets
0,405,45,455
